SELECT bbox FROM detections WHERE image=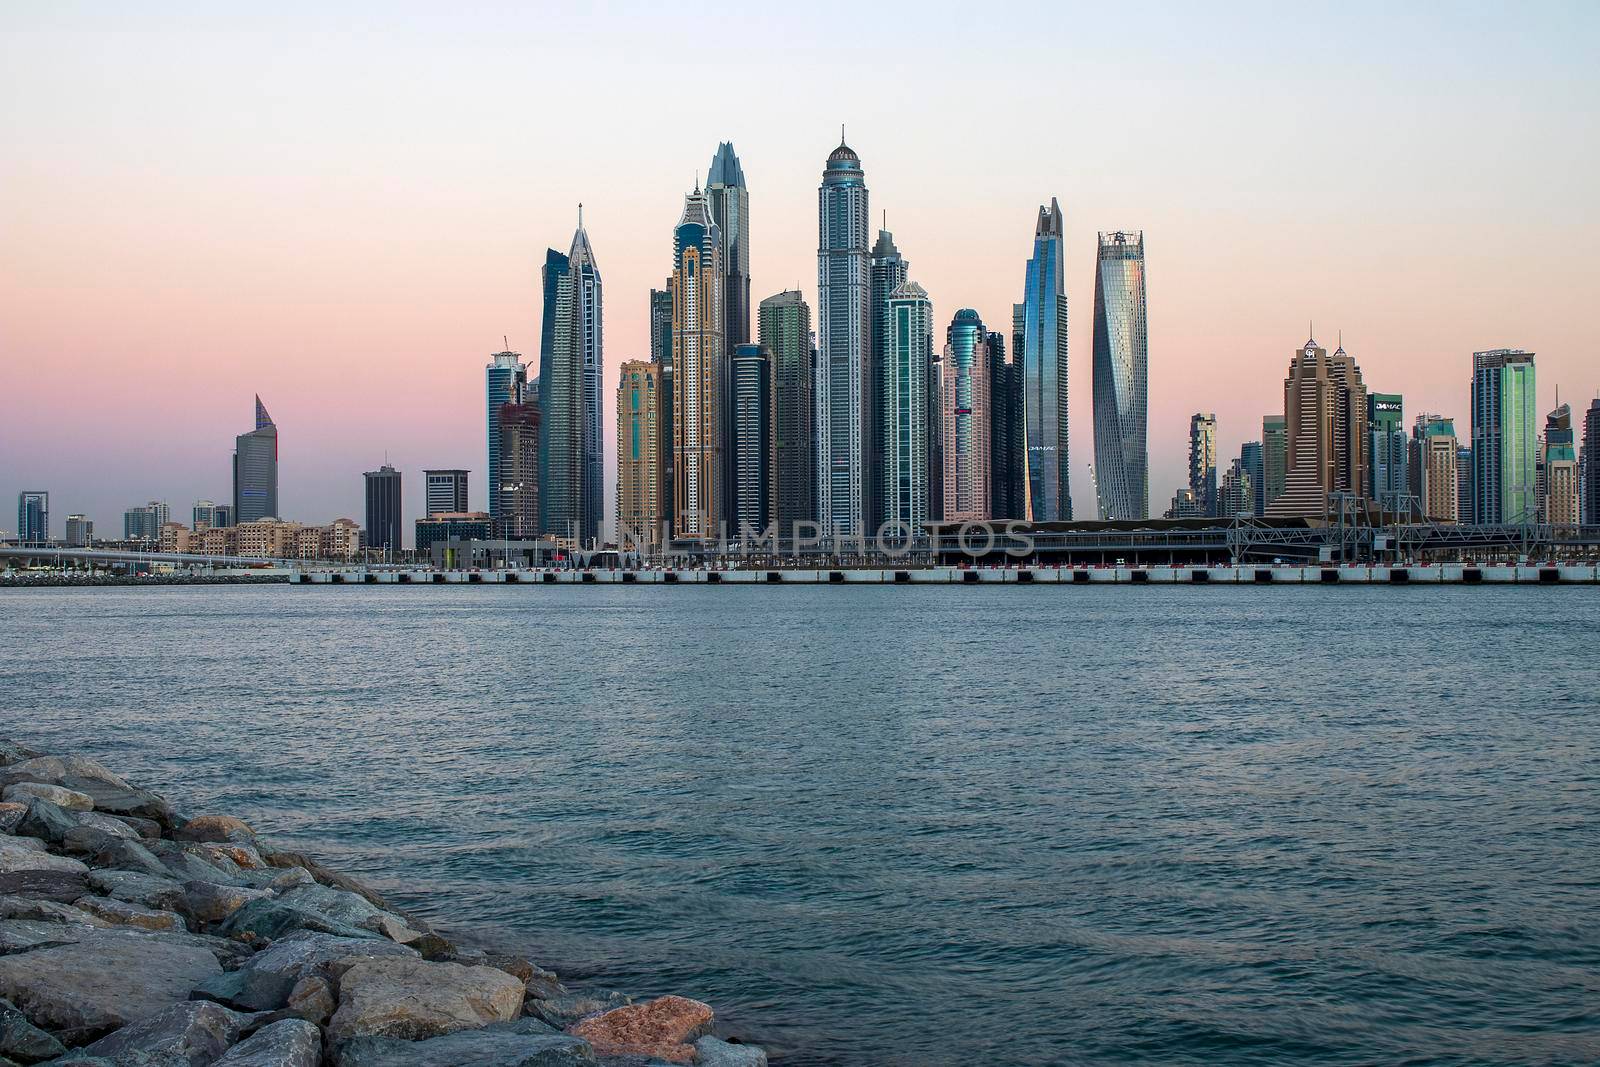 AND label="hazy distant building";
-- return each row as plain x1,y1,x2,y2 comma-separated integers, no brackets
942,309,991,522
1218,456,1253,518
64,514,92,547
1470,349,1537,524
1091,230,1148,520
730,345,775,533
192,500,233,530
1240,441,1264,517
1457,446,1474,524
883,282,933,532
1266,336,1368,518
616,361,667,549
1188,413,1217,517
671,183,725,540
1368,392,1407,514
233,395,278,523
486,349,527,529
16,491,48,544
1410,415,1459,523
759,290,814,540
1585,399,1600,524
425,470,469,517
1262,415,1287,511
363,465,402,553
1021,198,1071,520
1165,487,1203,519
816,136,872,538
124,501,169,542
649,284,673,367
1542,402,1579,527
